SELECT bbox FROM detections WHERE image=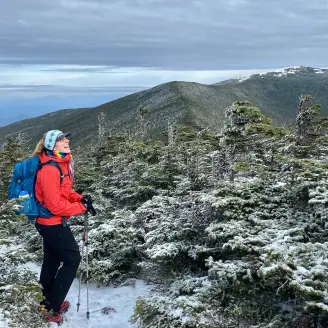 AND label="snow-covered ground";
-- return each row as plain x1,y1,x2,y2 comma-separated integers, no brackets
55,278,150,328
1,261,150,328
